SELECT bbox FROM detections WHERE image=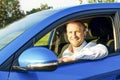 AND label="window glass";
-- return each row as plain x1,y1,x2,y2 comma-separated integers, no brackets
0,9,60,50
34,33,50,46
